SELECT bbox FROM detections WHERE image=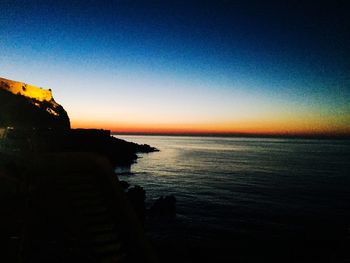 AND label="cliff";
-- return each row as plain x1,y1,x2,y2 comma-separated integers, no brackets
0,78,159,262
0,77,70,129
0,76,158,164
